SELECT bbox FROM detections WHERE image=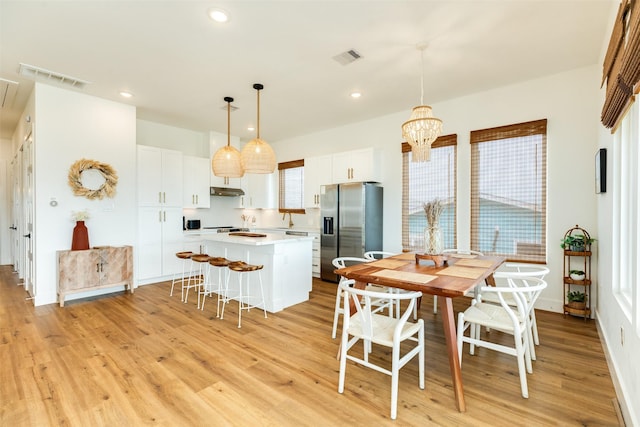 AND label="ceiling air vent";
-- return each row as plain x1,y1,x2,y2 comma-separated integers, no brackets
19,63,90,89
0,77,19,108
332,49,362,66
